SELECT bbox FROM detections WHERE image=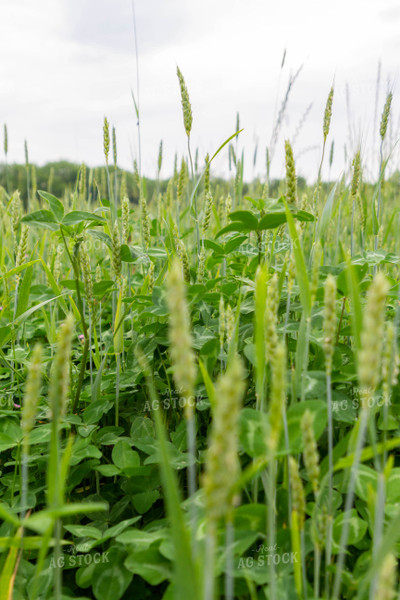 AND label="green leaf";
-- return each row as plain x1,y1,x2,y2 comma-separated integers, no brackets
387,468,400,503
239,409,270,457
21,210,58,230
15,265,33,318
62,211,106,226
63,524,102,539
257,211,287,230
216,222,252,237
354,465,378,502
0,503,20,527
283,199,311,315
38,257,69,316
2,259,40,281
112,441,140,473
93,280,115,296
124,547,171,585
120,244,138,263
94,464,121,477
132,490,160,514
279,400,327,454
229,210,259,229
38,190,65,222
116,528,164,549
92,547,133,600
332,509,367,552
